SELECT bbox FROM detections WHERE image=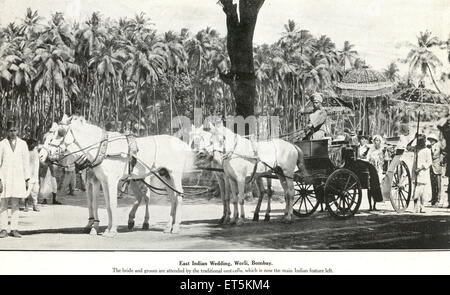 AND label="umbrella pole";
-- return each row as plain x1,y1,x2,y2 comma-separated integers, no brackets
366,97,370,136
